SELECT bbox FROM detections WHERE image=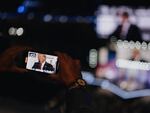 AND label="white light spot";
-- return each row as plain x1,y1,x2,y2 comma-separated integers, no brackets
141,42,147,50
43,14,52,22
8,27,17,36
135,41,141,49
89,49,97,68
16,27,24,36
